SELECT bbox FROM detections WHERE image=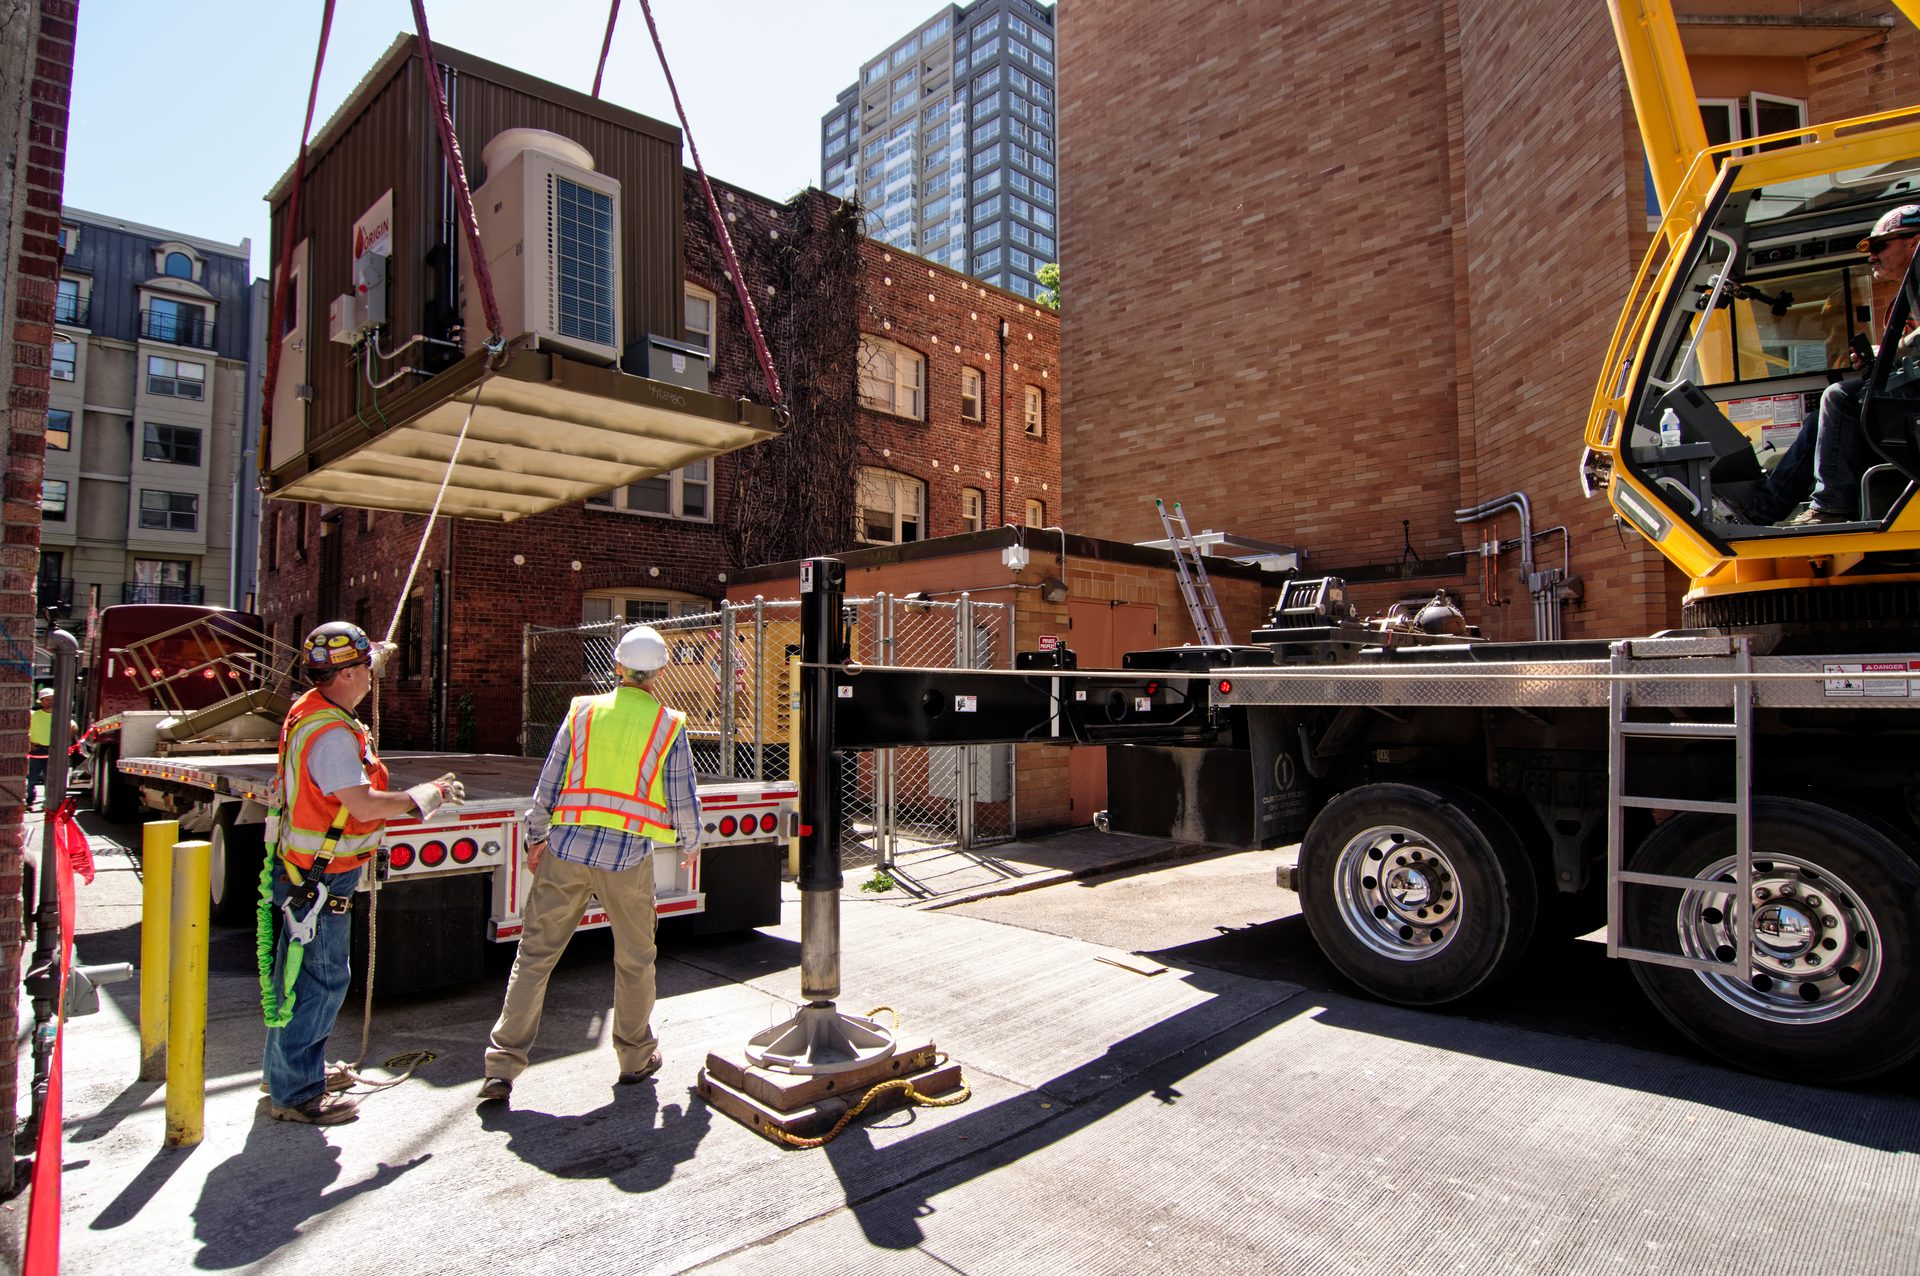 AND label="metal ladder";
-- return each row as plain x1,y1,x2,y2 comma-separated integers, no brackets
1154,498,1229,646
1605,635,1753,974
